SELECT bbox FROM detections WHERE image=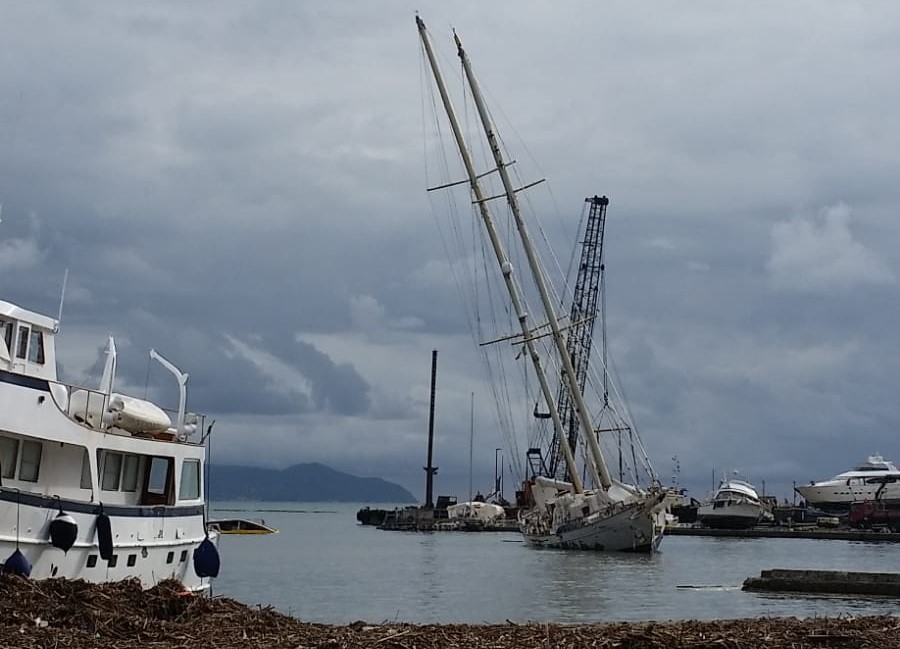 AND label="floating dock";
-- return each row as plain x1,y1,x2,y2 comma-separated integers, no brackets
665,525,900,542
744,568,900,597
